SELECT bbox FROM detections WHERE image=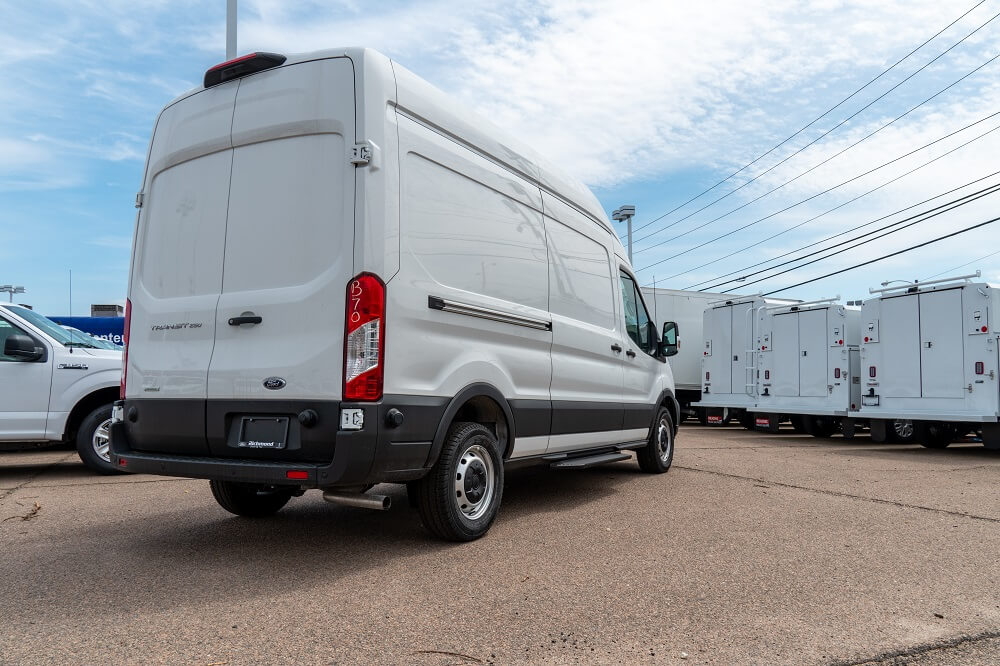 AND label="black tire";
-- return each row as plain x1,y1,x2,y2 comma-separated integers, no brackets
739,412,755,430
209,480,293,517
696,408,709,426
869,419,888,443
415,422,504,542
637,407,675,473
75,403,120,475
917,422,955,449
803,415,836,438
841,418,857,440
790,415,809,434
